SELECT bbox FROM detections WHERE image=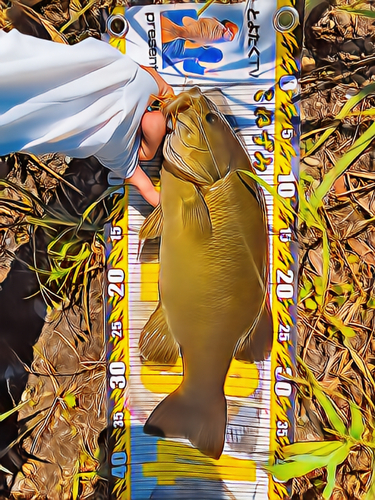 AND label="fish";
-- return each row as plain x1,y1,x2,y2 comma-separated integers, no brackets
138,87,272,459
